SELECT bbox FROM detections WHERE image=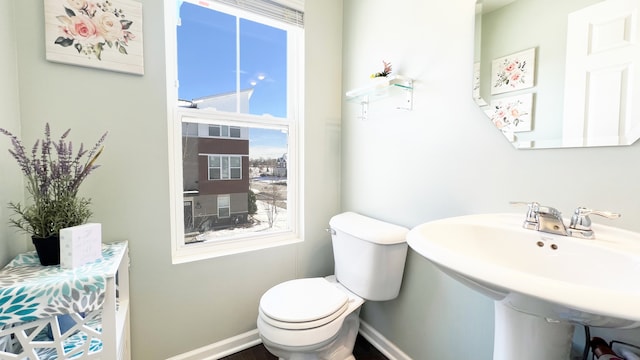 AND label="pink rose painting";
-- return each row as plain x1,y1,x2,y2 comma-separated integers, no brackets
44,0,144,75
488,93,534,133
491,48,535,95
